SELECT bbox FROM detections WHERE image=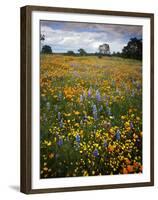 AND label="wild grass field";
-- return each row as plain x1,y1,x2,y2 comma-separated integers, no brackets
40,55,142,178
